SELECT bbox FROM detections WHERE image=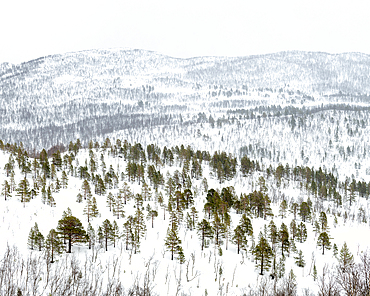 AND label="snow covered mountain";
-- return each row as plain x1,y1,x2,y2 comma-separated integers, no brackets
1,49,370,150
